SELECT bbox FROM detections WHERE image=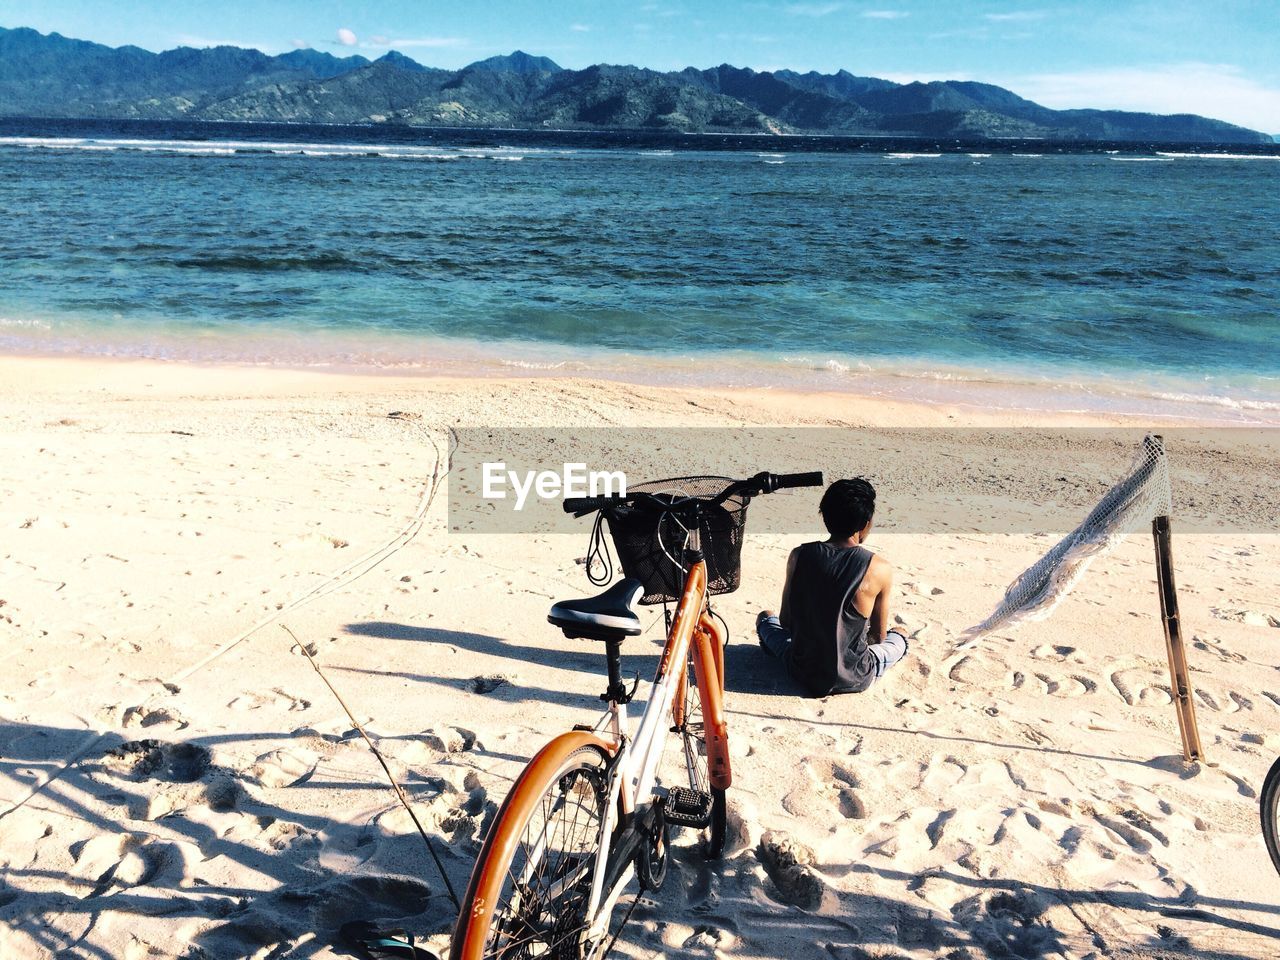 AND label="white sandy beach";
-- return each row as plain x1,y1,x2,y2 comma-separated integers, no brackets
1,355,1278,960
